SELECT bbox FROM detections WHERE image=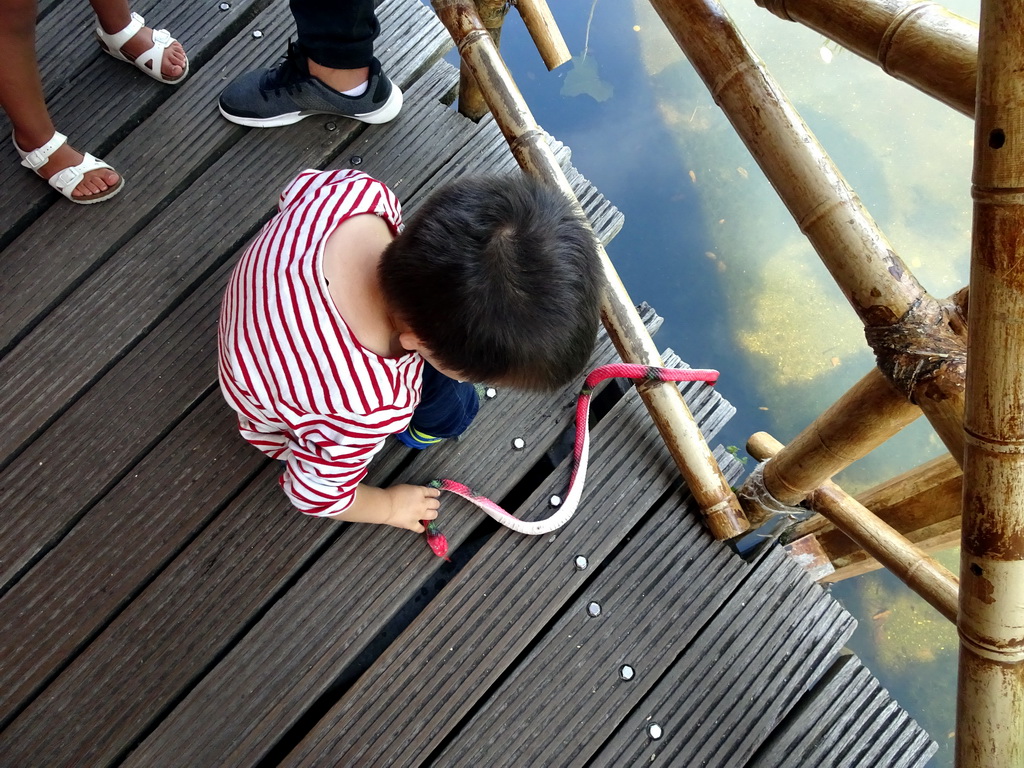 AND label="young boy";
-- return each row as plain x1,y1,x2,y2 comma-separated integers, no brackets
218,168,602,535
